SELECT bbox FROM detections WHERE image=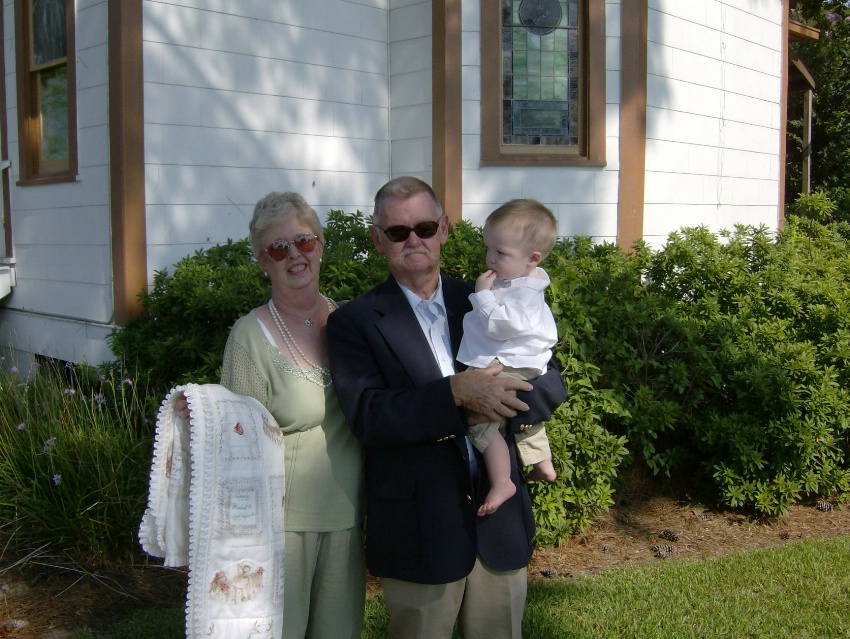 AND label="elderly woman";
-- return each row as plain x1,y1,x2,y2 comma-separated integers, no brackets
220,191,365,639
